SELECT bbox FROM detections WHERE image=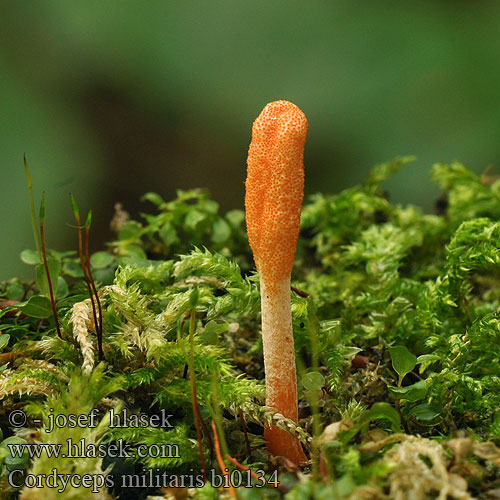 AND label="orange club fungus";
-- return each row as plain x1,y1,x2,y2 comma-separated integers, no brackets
245,100,308,465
